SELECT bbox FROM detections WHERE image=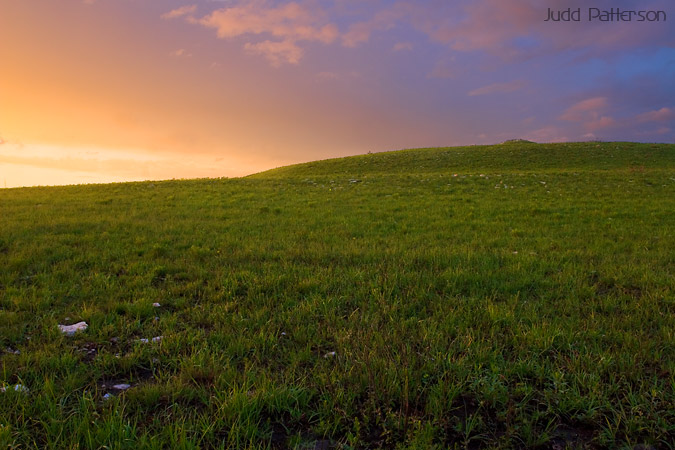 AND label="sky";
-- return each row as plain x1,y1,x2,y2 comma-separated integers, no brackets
1,0,674,188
